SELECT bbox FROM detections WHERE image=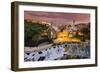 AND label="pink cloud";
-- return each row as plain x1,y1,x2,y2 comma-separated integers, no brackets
24,11,90,25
